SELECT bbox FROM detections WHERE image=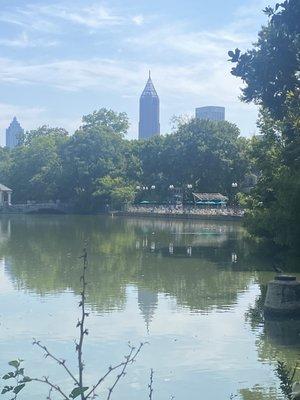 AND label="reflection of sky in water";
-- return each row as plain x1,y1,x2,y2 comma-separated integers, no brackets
0,216,297,399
